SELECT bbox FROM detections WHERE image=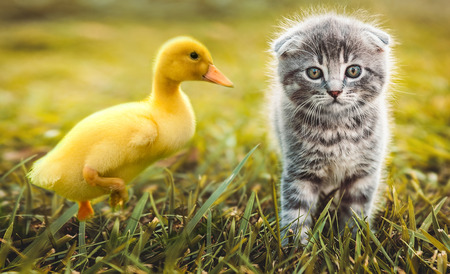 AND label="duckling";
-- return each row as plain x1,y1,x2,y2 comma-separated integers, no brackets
27,36,233,220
